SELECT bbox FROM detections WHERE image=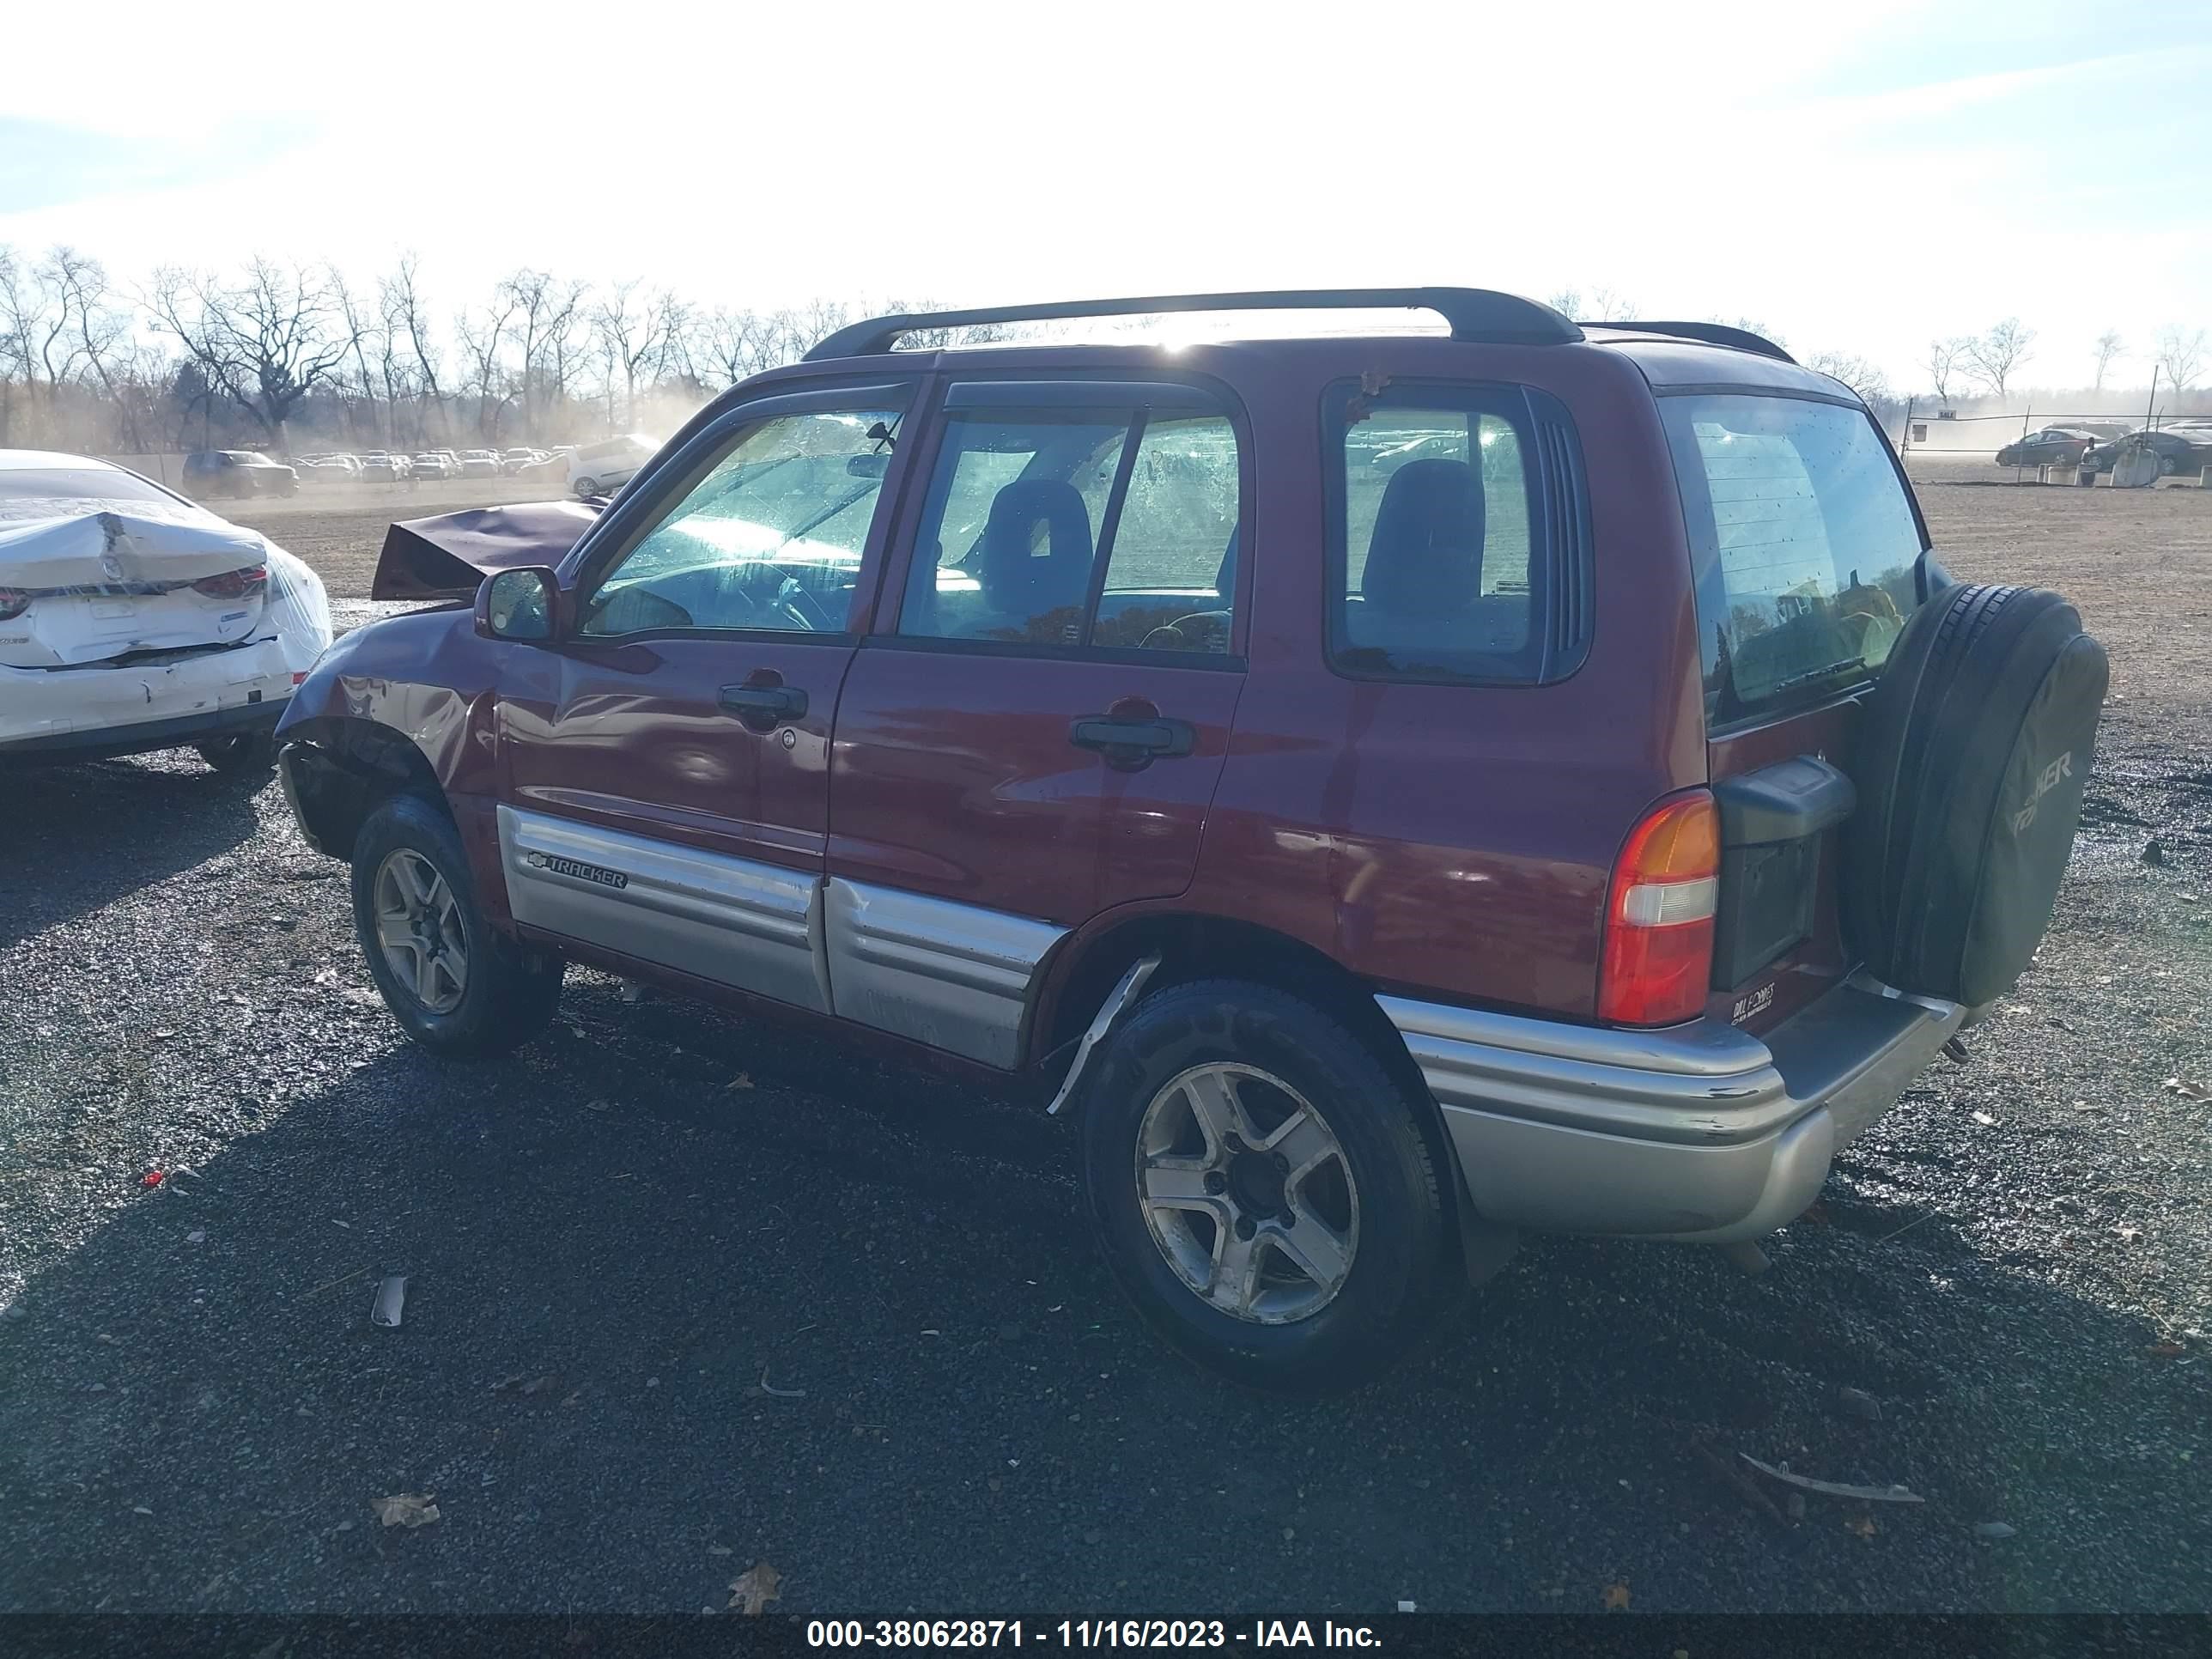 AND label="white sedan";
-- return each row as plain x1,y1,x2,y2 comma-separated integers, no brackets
0,449,333,771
